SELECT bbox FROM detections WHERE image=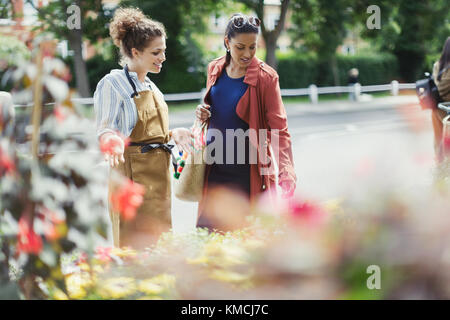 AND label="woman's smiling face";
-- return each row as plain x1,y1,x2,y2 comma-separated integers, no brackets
225,32,258,68
132,36,166,74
